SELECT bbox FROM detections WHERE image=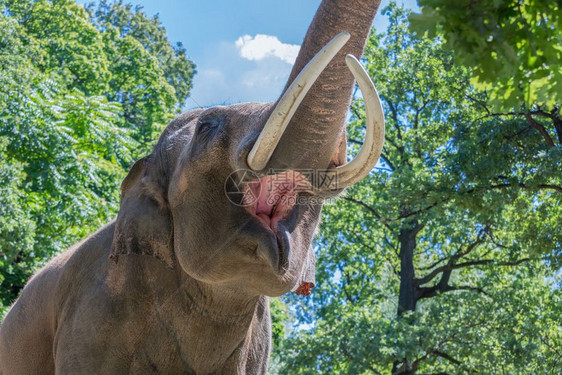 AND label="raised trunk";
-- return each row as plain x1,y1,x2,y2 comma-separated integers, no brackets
270,0,381,170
